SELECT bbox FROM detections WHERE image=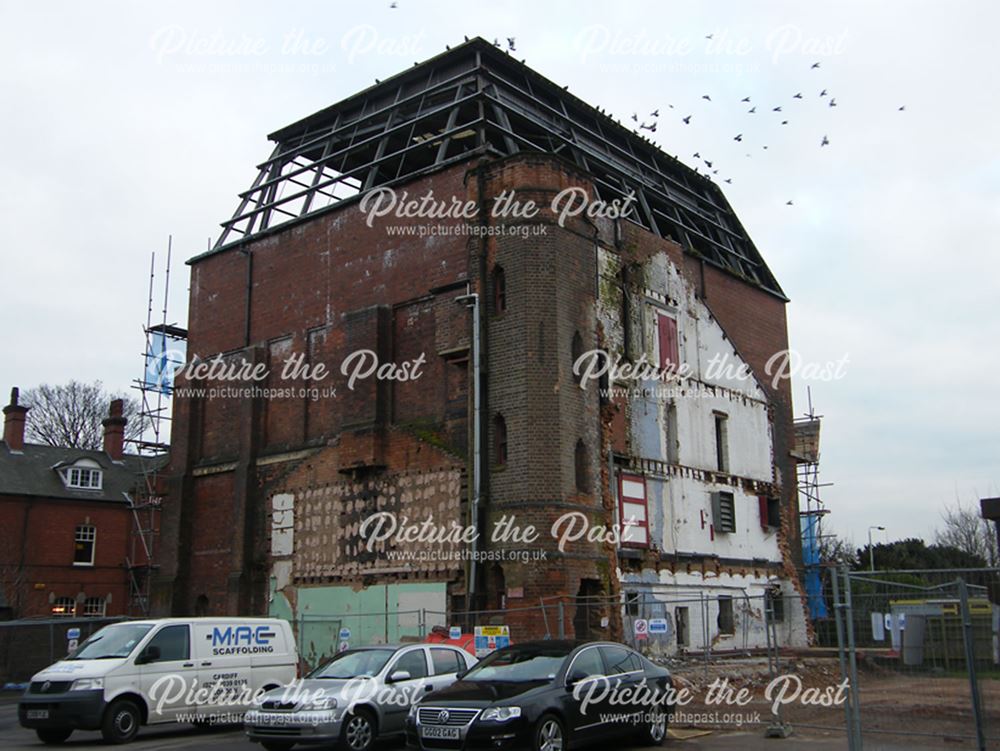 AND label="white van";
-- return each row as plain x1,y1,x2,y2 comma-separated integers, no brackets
18,617,297,745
